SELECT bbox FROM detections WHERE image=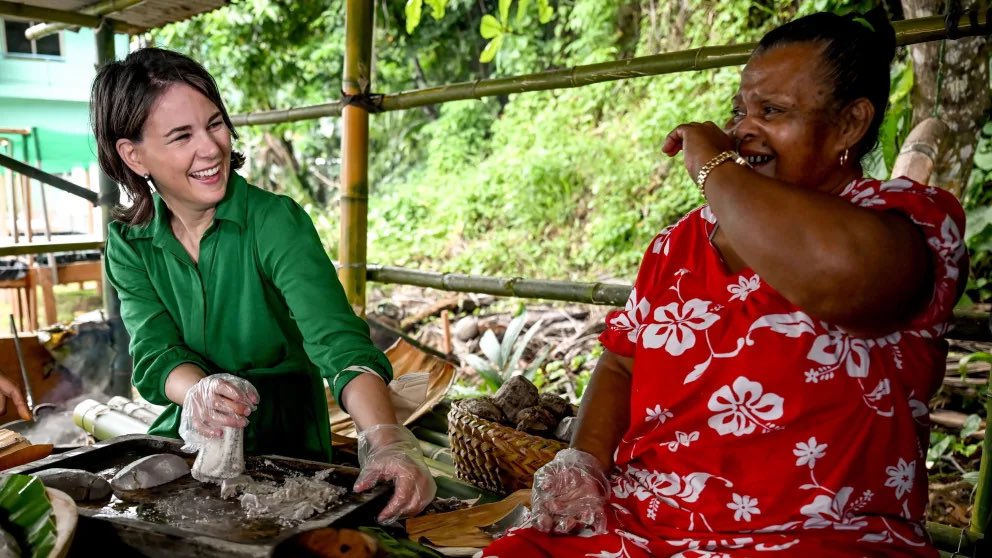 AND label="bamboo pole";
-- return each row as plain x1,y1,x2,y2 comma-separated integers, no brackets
0,240,104,257
365,264,991,341
24,0,143,41
366,264,632,306
229,13,988,126
95,20,131,398
927,521,980,555
971,382,992,538
339,0,374,314
0,153,98,204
